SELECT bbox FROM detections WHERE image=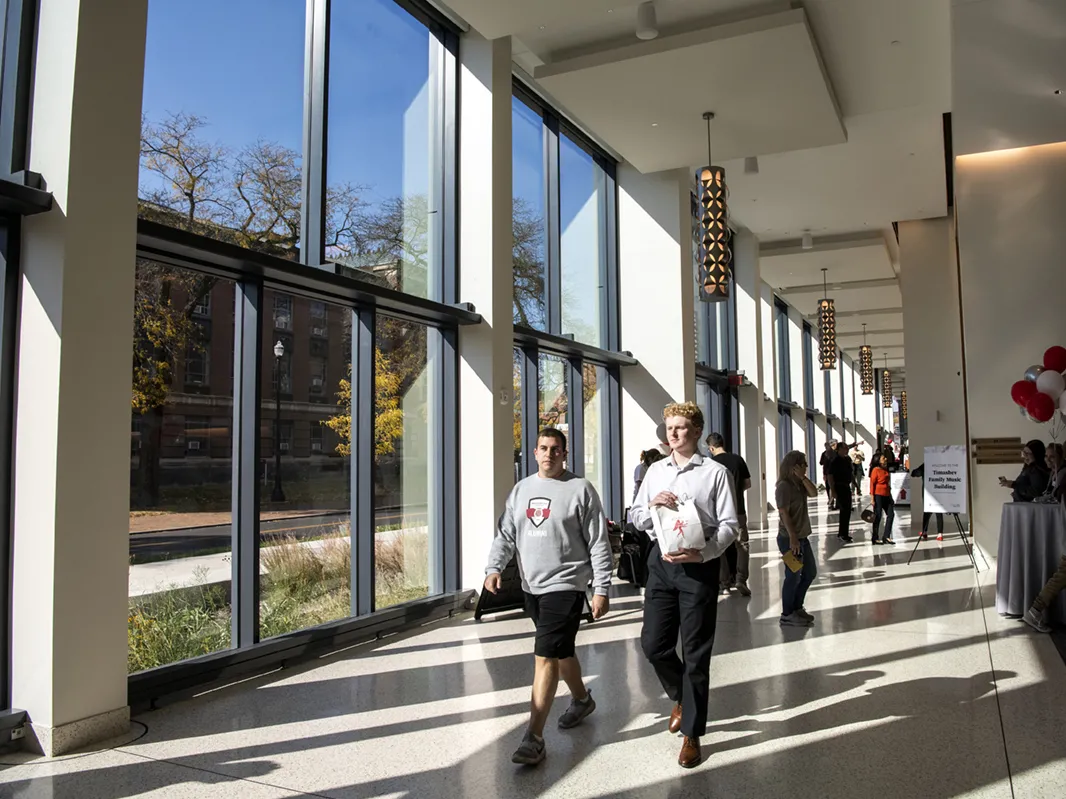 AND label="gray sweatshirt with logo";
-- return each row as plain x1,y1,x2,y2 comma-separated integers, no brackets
486,471,613,596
